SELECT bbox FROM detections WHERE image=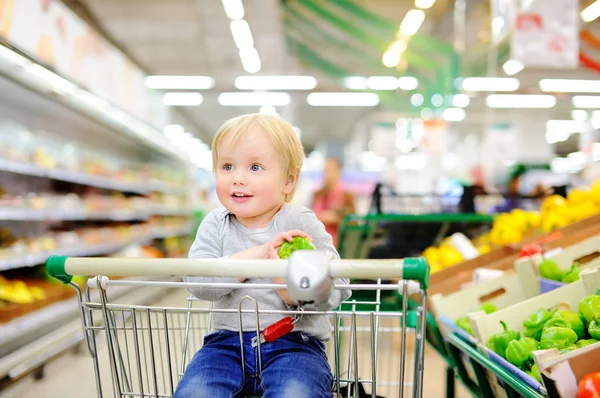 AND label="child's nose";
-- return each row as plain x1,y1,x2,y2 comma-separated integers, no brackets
233,171,246,185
